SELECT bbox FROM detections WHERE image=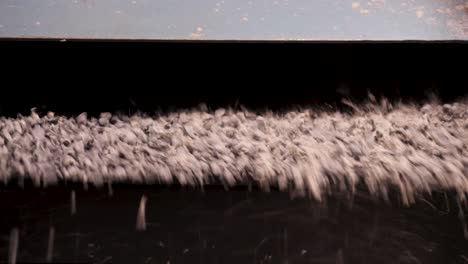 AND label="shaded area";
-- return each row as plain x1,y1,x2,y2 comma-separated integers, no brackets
0,41,467,117
0,184,467,263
